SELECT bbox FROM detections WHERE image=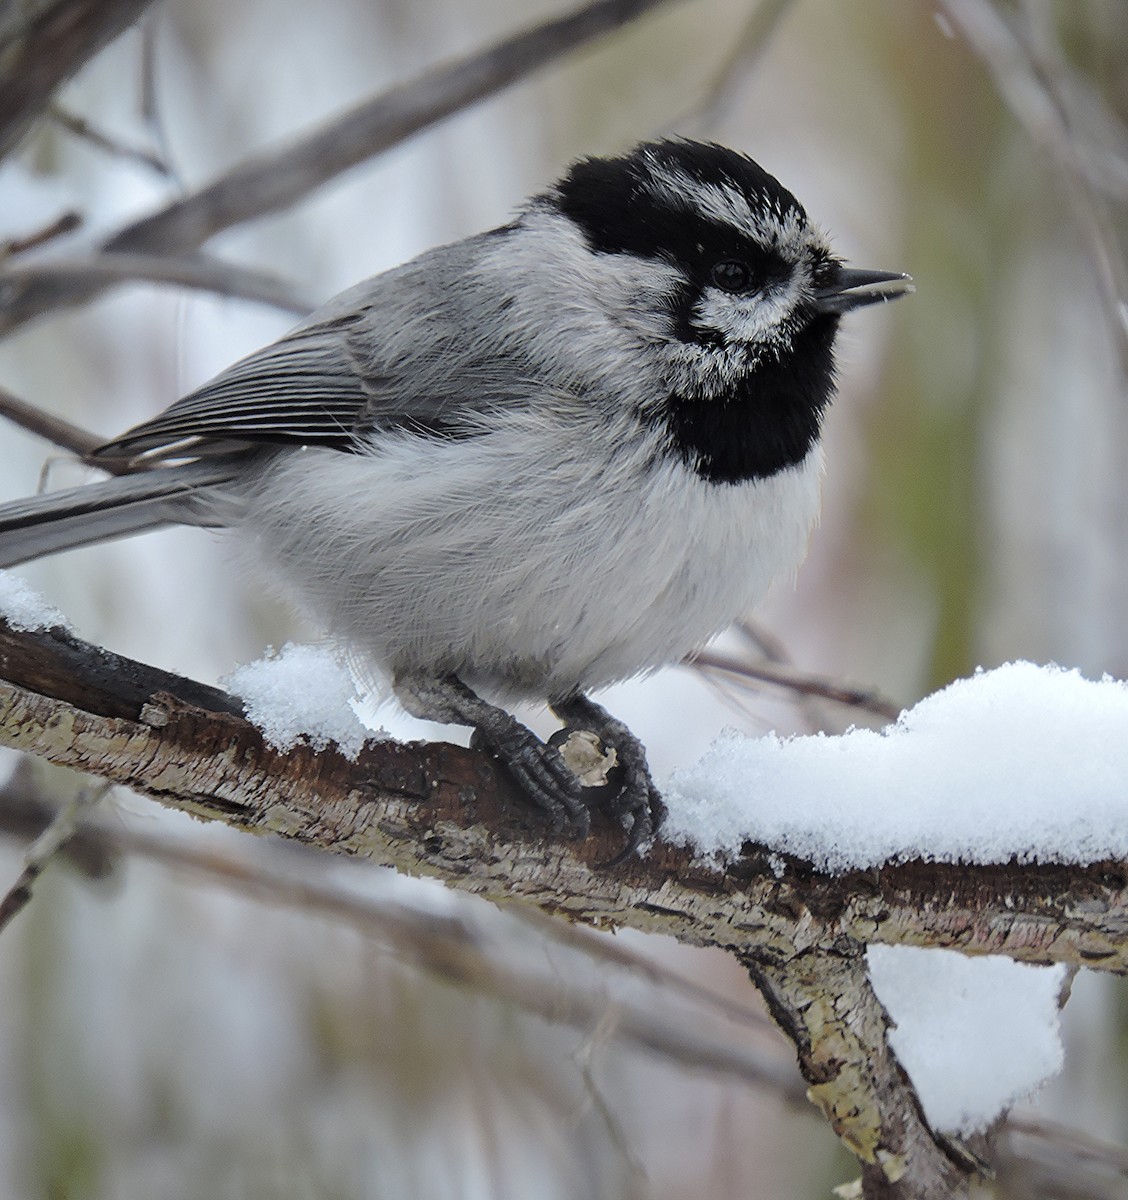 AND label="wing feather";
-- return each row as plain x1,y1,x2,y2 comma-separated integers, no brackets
92,232,525,465
94,323,373,461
